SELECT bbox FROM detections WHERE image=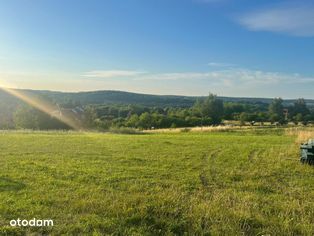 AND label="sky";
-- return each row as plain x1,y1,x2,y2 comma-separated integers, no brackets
0,0,314,98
